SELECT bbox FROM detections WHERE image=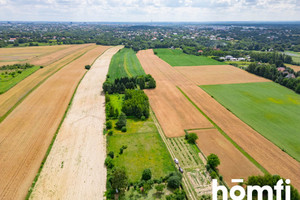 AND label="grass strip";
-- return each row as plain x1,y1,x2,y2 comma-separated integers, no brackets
177,86,269,174
25,71,88,199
